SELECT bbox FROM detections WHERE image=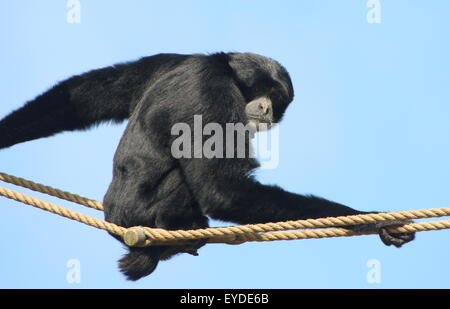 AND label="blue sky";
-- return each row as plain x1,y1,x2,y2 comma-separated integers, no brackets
0,0,449,288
